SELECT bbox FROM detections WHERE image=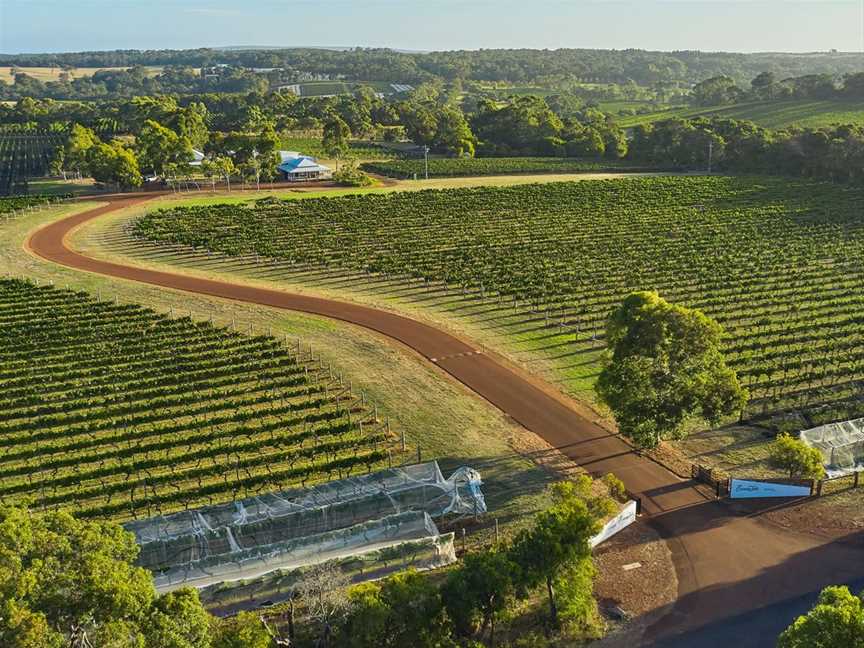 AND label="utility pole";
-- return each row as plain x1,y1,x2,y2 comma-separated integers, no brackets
423,145,430,180
707,140,713,174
